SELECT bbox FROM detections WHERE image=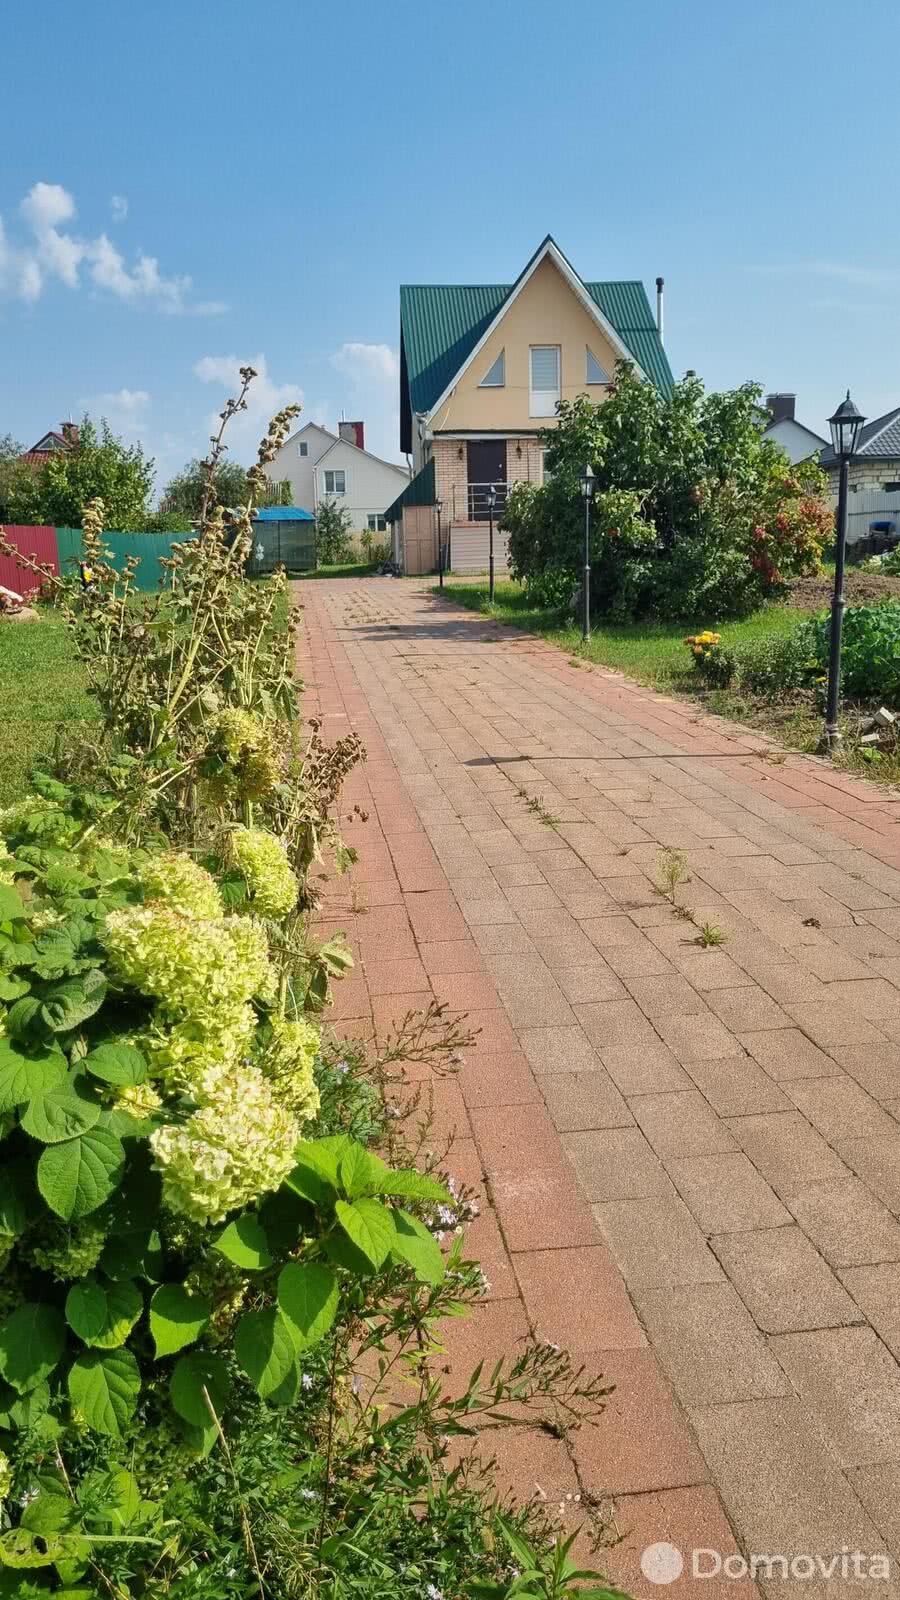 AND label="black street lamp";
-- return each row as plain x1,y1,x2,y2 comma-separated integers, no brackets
581,464,595,642
820,391,865,752
487,483,497,603
436,497,444,588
